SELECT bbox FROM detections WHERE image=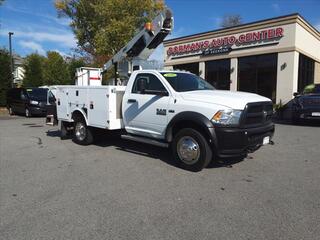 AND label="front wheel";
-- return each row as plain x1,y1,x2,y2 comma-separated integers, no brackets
8,106,14,115
291,111,301,125
72,117,94,145
25,108,31,117
172,128,212,172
